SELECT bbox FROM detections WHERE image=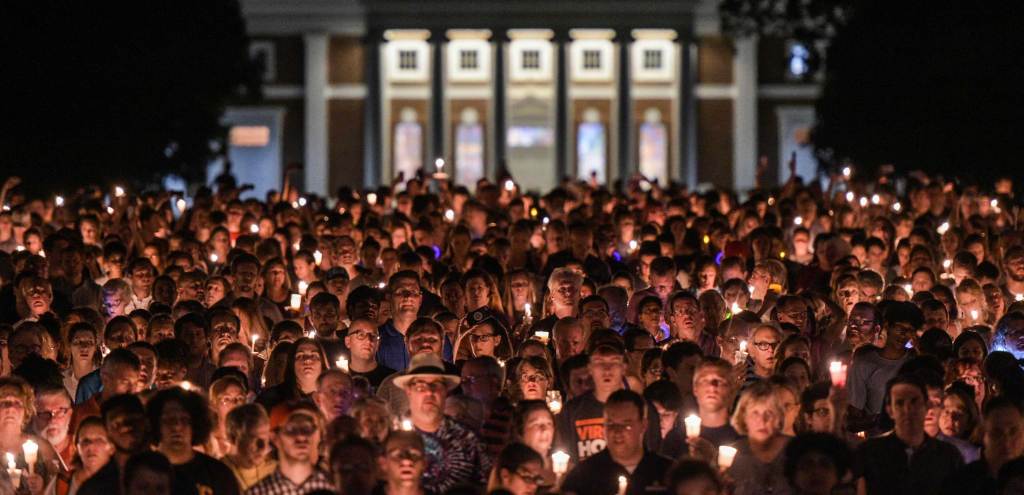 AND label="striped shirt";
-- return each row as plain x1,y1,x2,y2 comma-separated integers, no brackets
243,468,334,495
